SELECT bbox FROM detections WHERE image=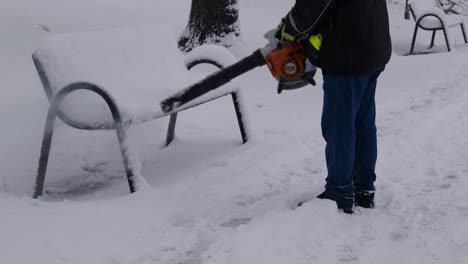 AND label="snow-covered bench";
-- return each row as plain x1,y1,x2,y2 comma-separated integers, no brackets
32,26,249,198
409,0,468,55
